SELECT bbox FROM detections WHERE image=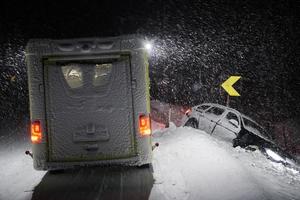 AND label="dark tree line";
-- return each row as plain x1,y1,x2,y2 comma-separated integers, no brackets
139,0,300,132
